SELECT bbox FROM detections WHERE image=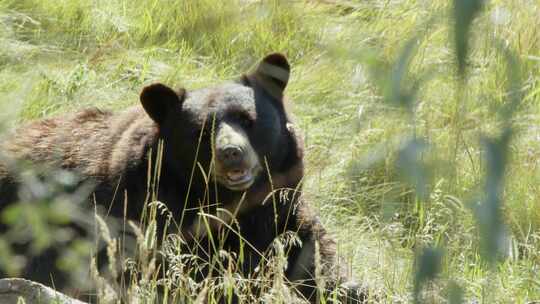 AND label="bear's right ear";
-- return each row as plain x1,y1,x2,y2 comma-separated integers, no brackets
244,53,290,99
140,83,185,124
